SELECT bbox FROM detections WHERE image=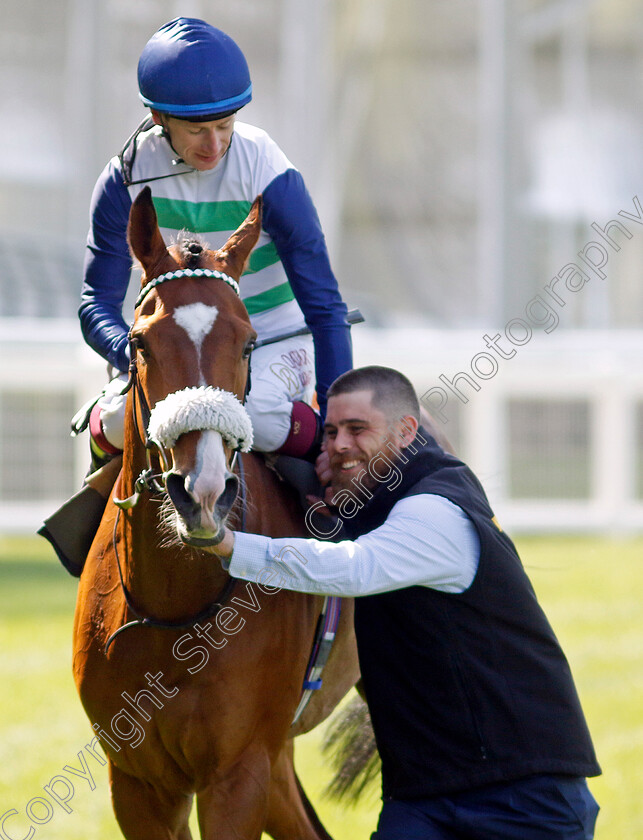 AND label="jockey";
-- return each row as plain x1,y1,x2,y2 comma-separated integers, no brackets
80,17,352,470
